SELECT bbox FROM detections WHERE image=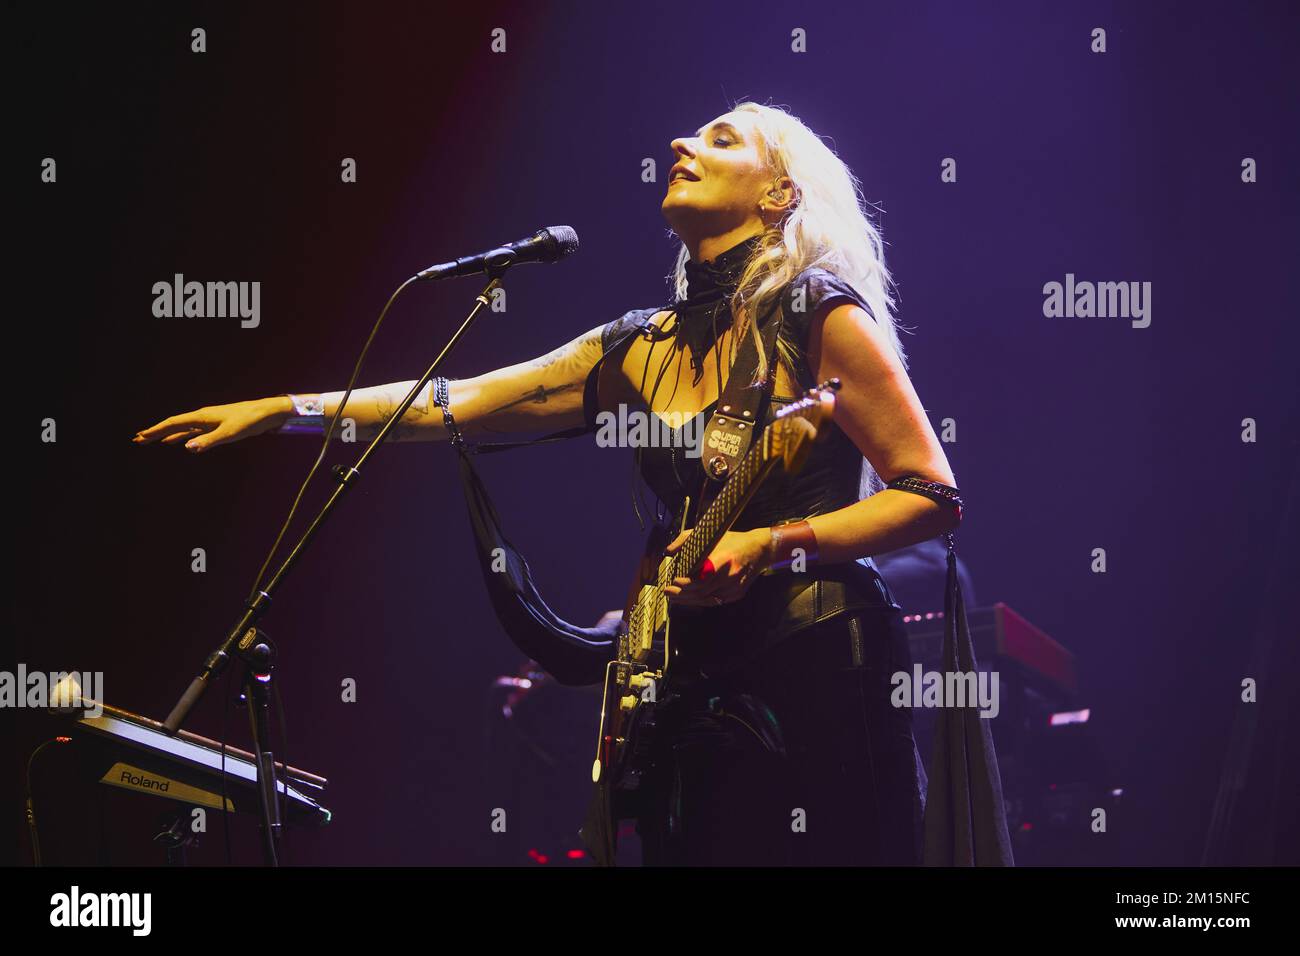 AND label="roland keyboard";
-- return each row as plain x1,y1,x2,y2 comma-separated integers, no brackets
63,701,330,825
